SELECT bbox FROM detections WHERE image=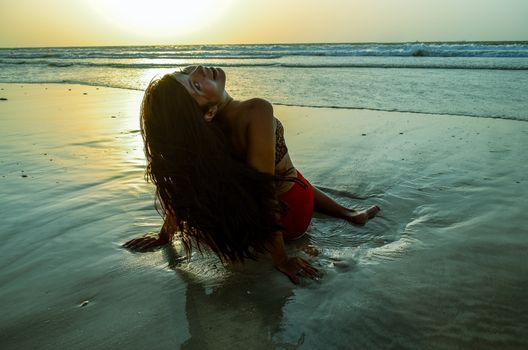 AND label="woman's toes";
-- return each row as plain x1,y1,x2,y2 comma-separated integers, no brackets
348,206,380,225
